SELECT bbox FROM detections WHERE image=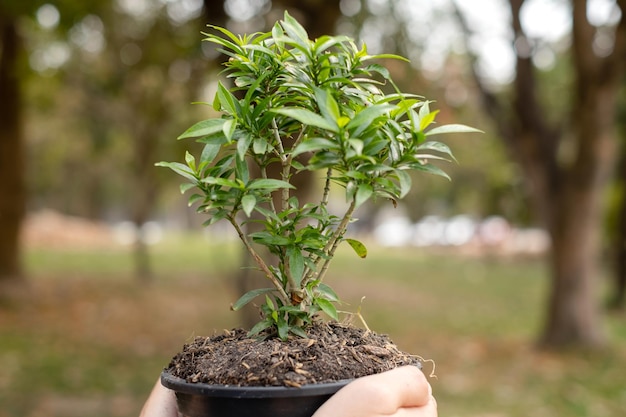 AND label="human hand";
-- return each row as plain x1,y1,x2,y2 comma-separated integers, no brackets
139,379,180,417
140,365,436,417
312,365,437,417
